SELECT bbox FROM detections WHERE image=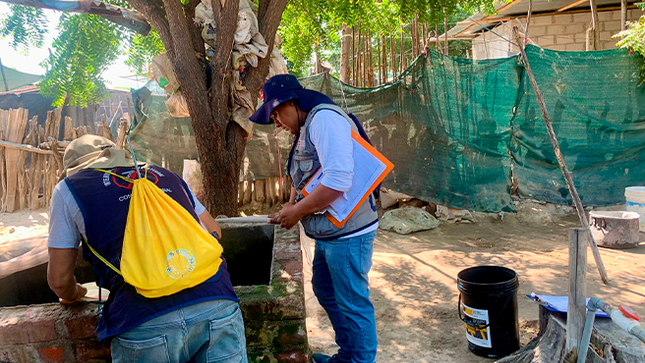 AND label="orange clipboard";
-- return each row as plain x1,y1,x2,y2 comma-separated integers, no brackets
301,130,394,228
